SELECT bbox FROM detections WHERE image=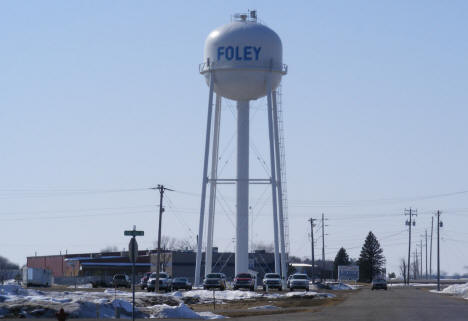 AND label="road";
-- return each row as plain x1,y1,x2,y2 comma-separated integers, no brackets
231,287,468,321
